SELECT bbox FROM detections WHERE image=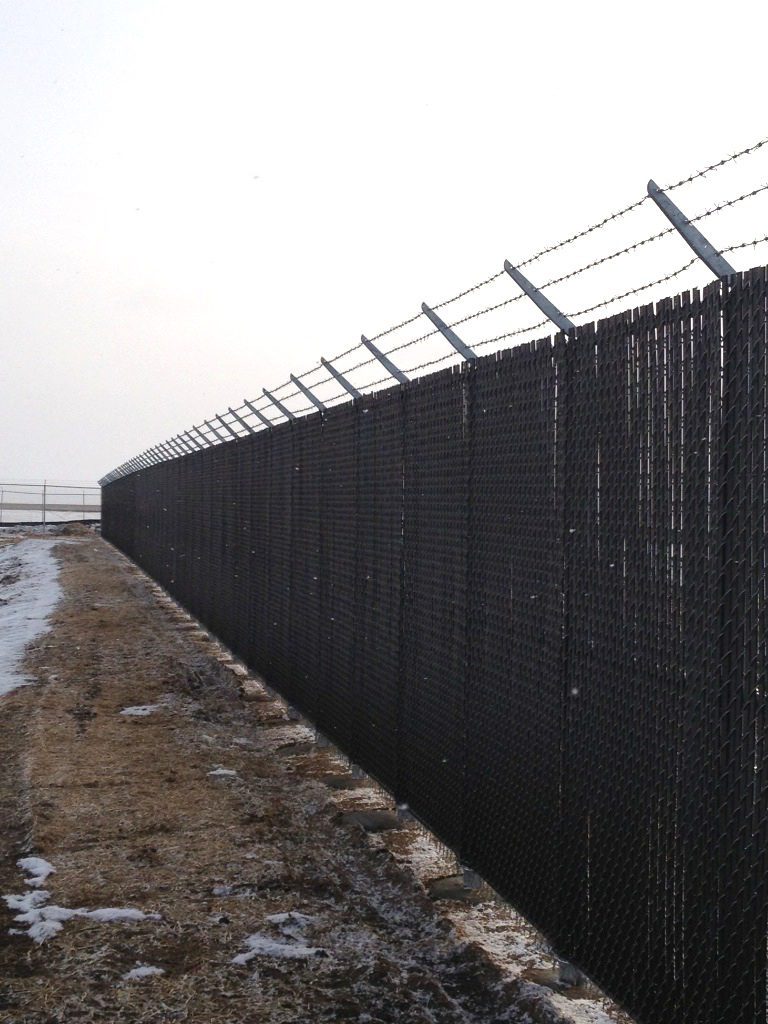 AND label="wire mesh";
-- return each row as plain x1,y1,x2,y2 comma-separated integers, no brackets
103,264,768,1024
